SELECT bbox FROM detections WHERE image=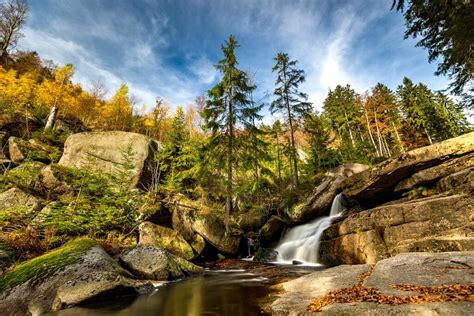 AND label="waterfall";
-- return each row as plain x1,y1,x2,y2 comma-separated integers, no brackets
274,193,346,265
